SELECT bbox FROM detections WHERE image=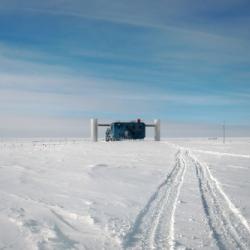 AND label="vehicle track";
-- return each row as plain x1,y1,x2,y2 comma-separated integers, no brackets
123,150,186,250
187,152,250,250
